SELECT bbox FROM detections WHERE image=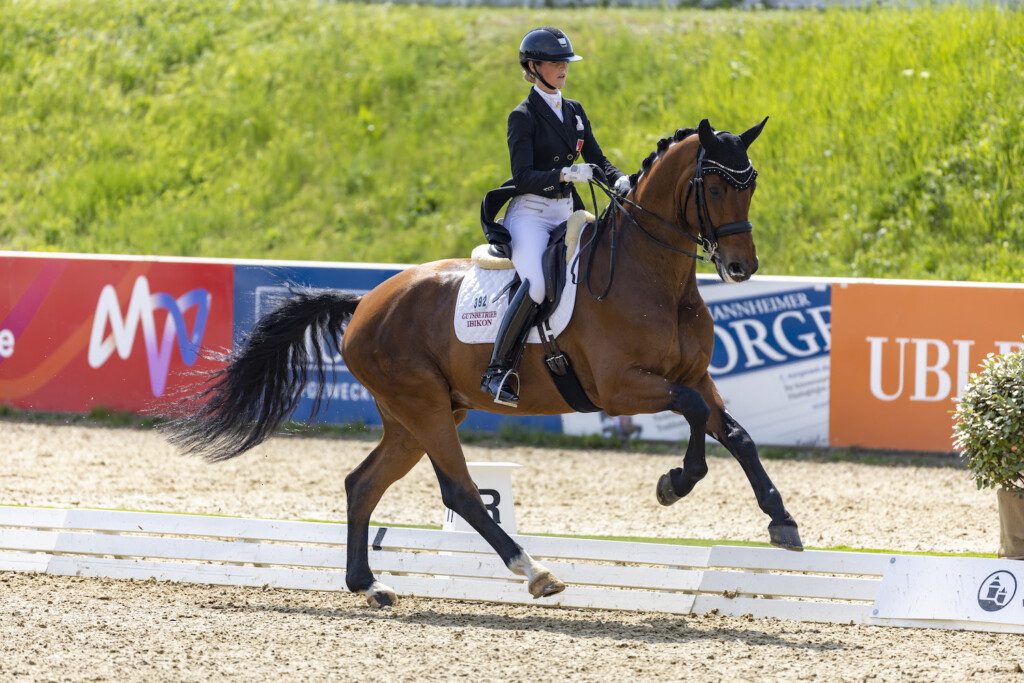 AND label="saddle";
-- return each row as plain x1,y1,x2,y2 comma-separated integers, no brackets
474,182,599,413
470,209,593,324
